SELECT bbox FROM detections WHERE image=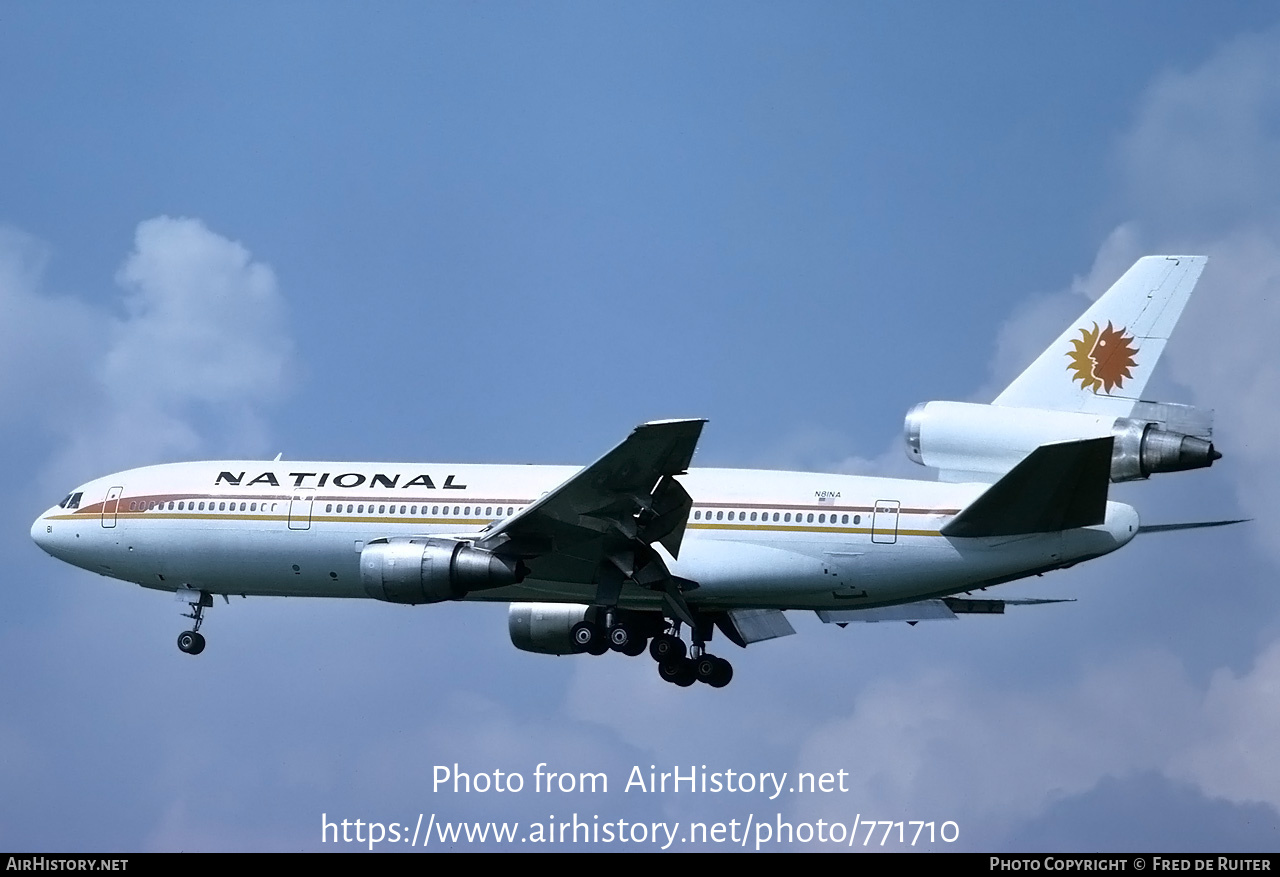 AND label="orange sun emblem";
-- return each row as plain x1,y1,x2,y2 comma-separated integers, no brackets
1065,321,1139,394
